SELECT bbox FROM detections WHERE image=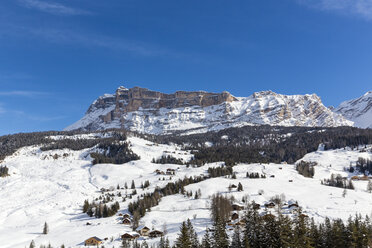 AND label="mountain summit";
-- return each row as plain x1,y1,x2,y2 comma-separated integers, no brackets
335,91,372,128
65,86,353,134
